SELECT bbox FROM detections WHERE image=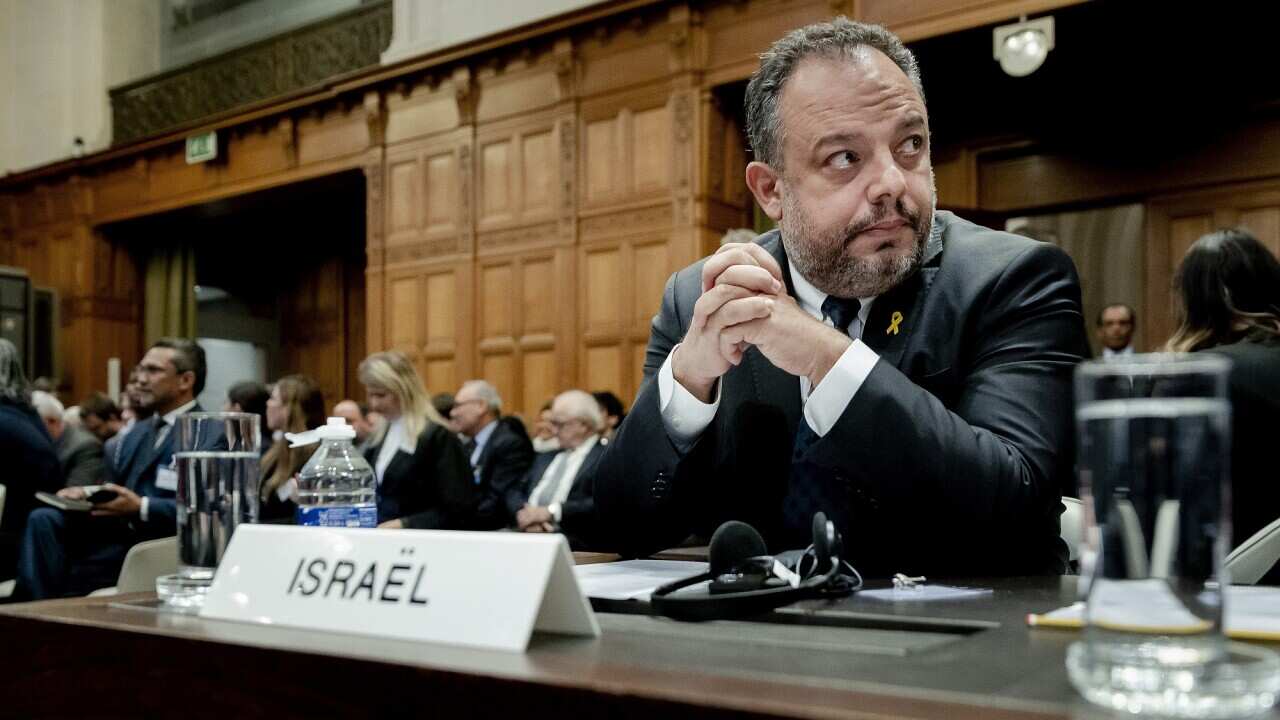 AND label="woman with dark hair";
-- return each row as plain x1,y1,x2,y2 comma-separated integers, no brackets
1167,229,1280,583
226,380,271,452
0,339,61,578
259,375,327,522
